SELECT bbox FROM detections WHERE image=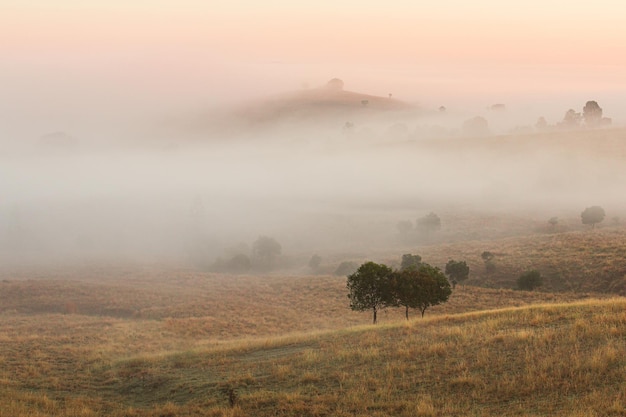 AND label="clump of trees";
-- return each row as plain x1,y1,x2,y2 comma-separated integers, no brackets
212,235,282,273
517,270,543,291
346,260,452,323
581,206,606,229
